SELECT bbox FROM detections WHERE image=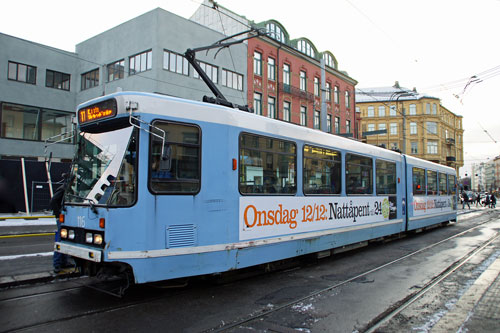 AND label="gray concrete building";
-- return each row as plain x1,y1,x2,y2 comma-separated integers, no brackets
1,7,248,162
0,7,247,213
